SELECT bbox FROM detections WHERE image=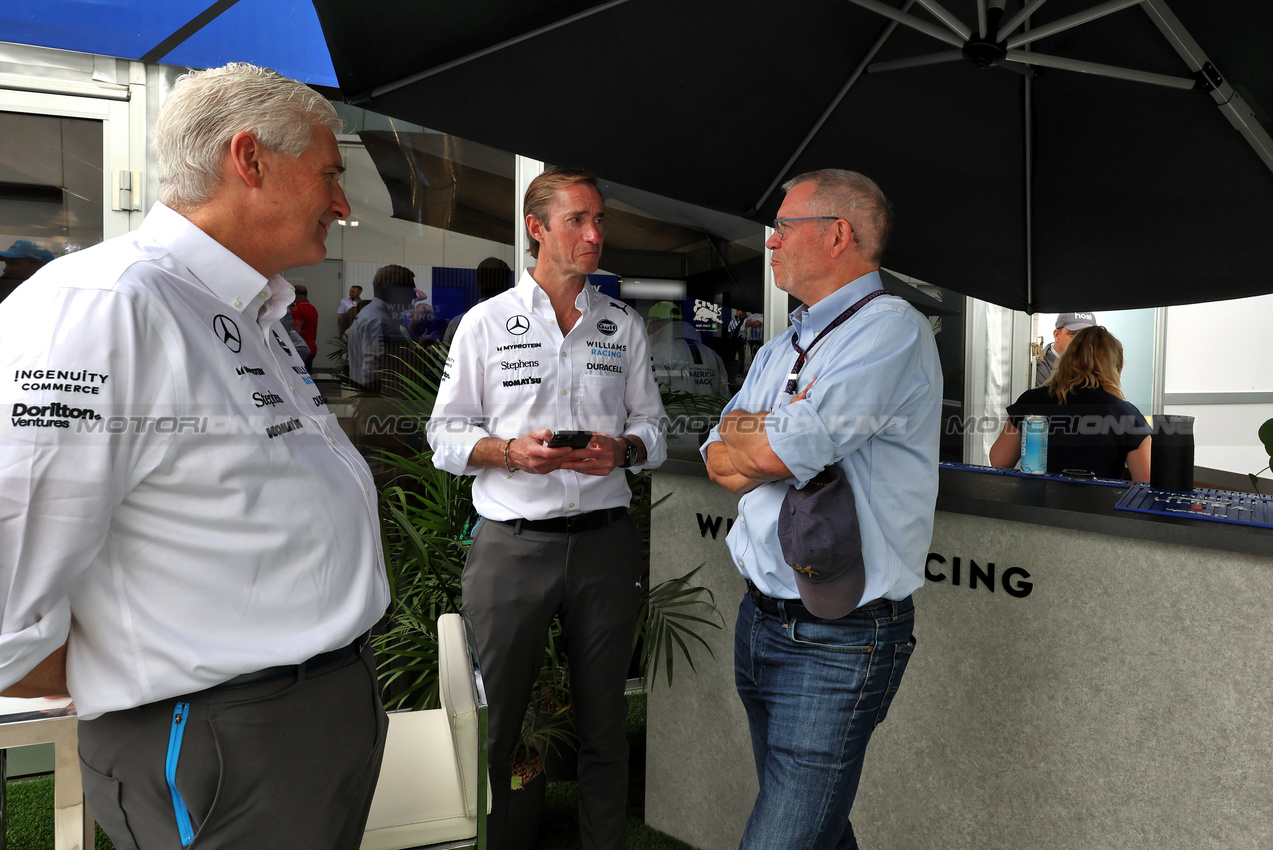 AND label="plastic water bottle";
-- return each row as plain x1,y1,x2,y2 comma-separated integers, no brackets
1020,415,1048,475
